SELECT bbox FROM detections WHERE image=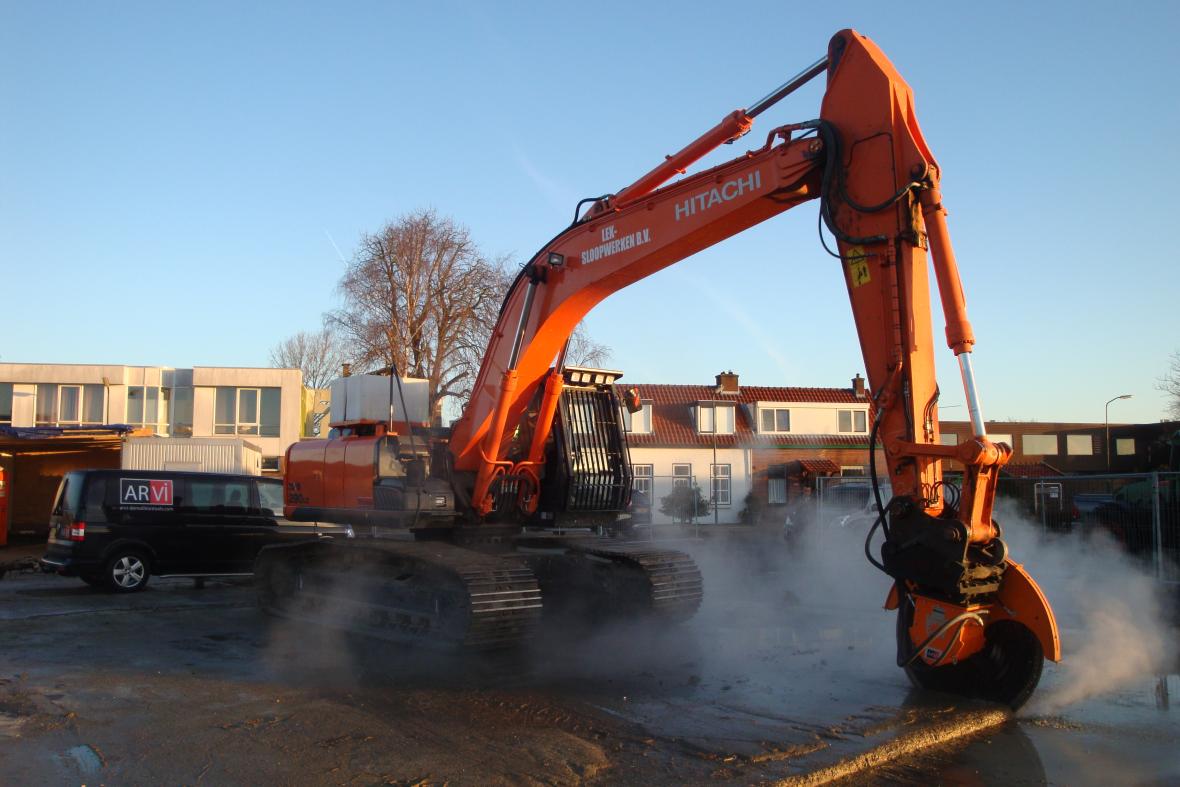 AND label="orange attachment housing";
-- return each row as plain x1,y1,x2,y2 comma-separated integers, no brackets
908,596,987,667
